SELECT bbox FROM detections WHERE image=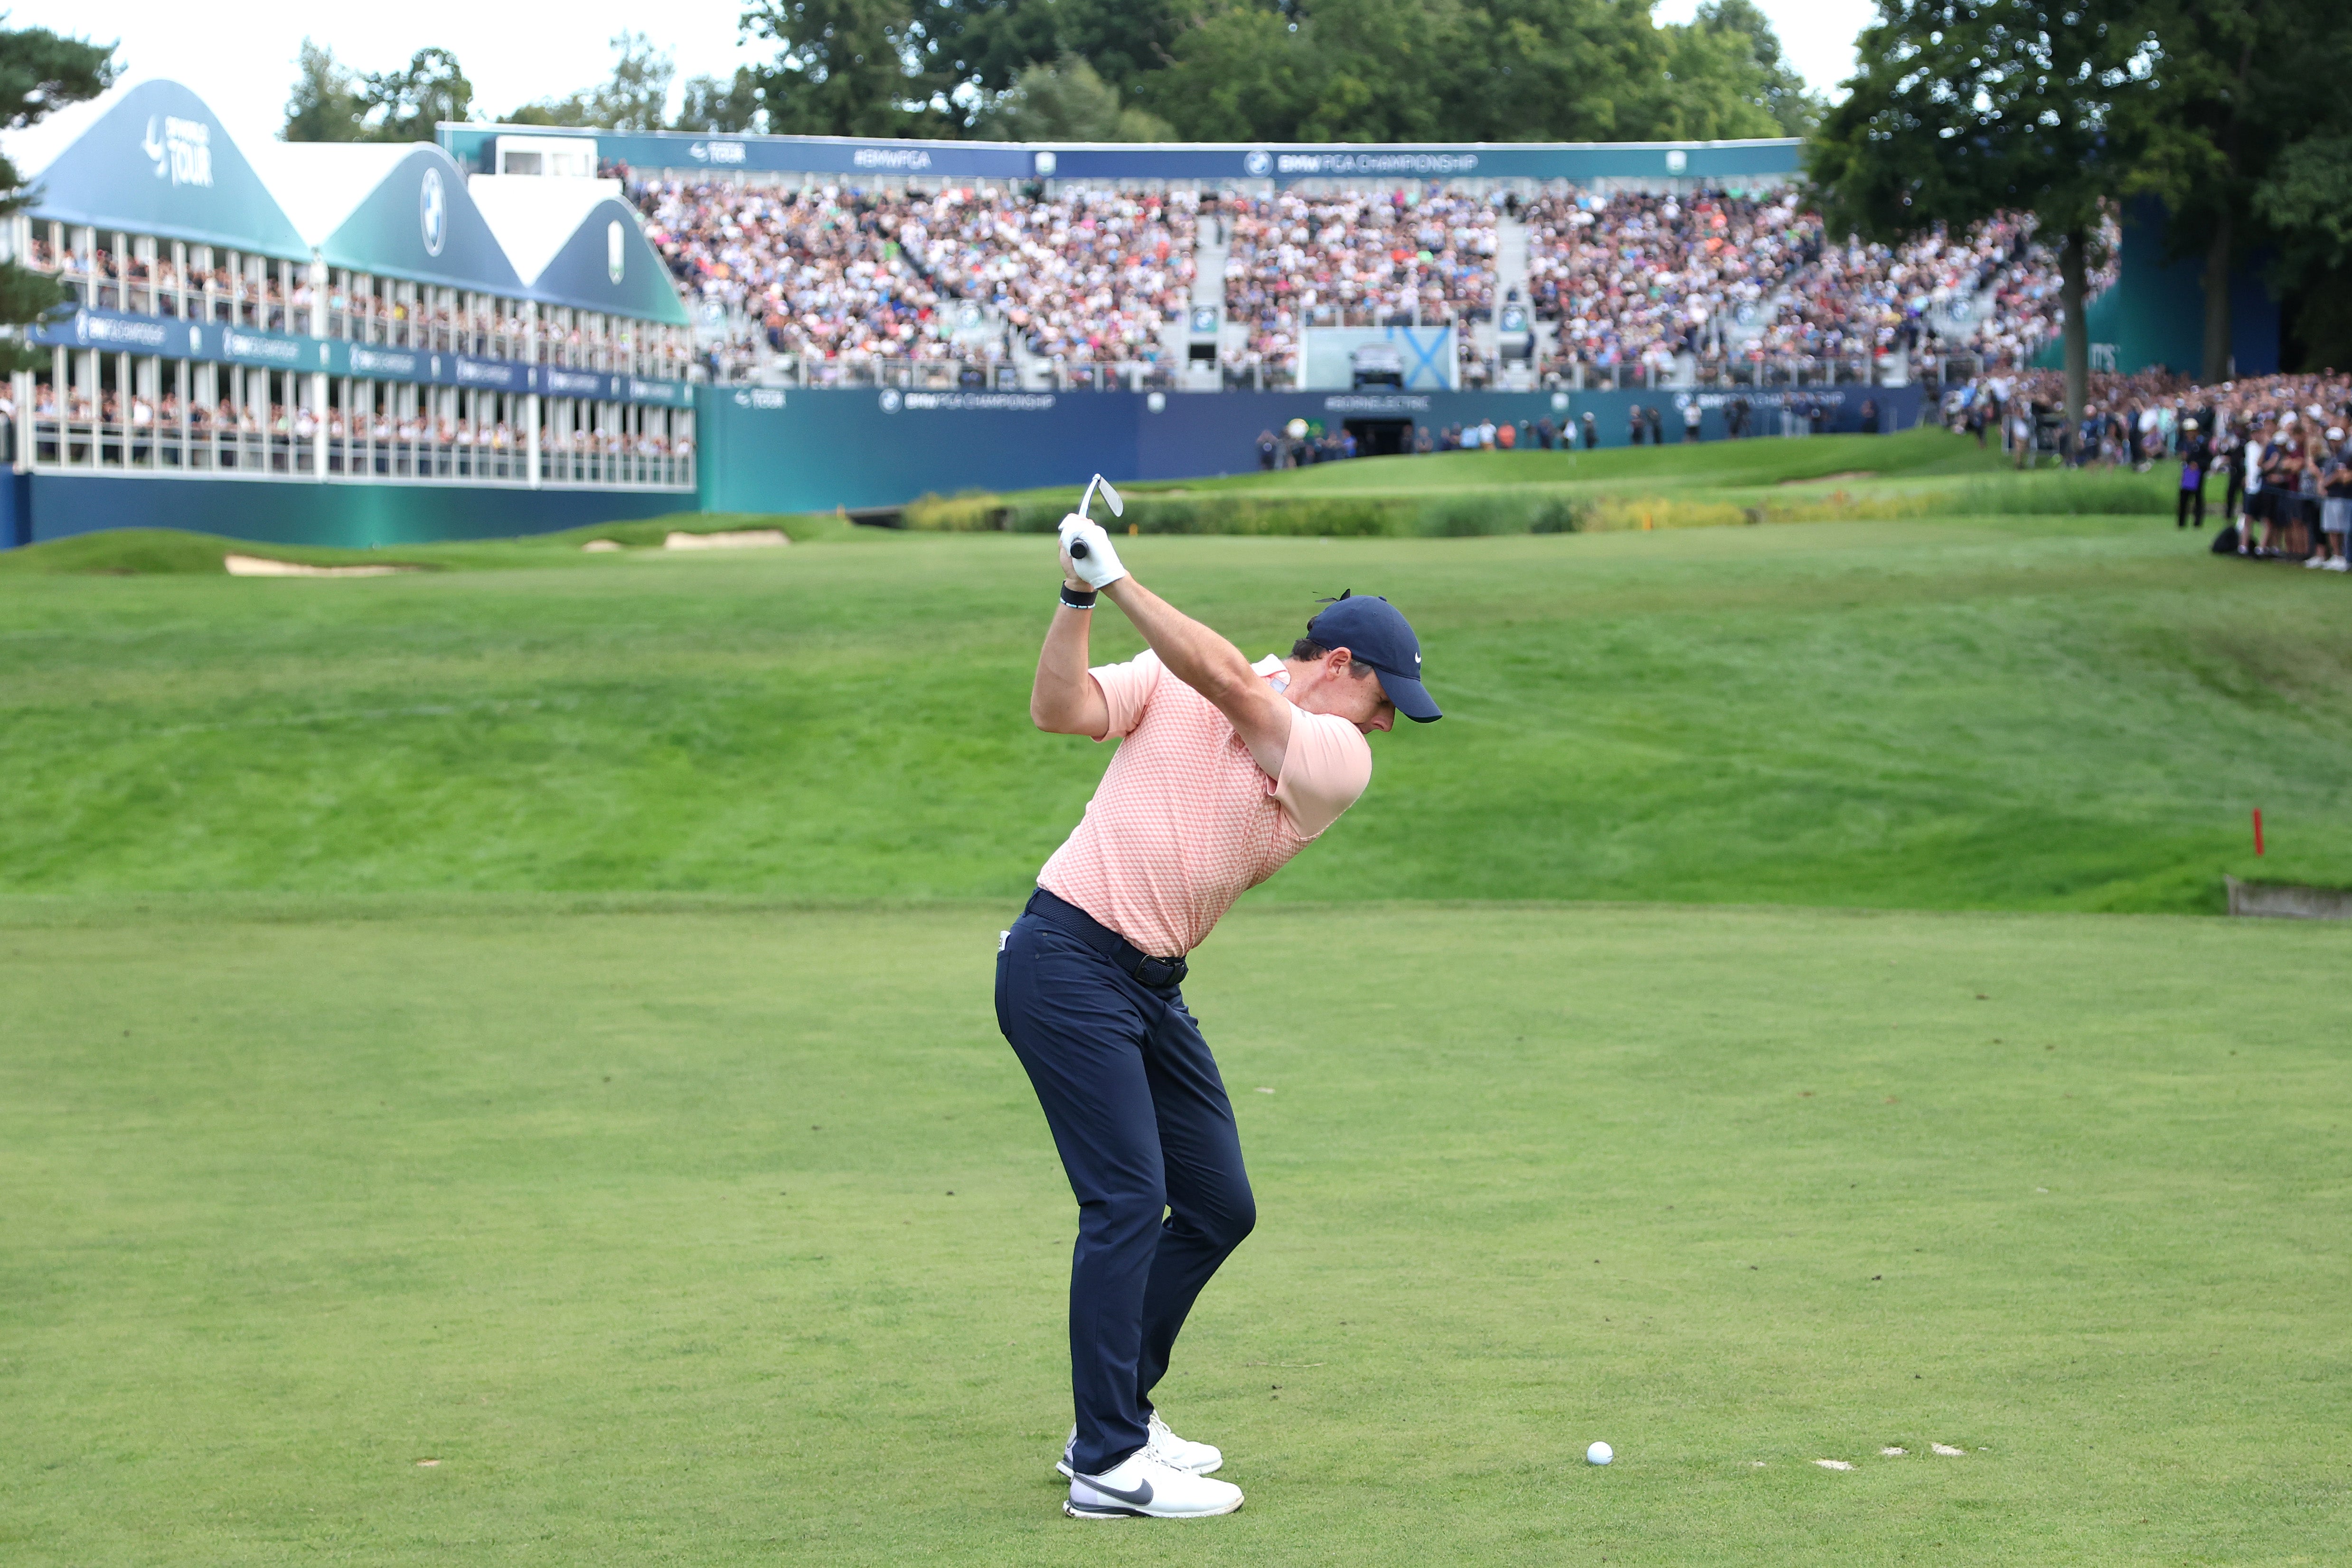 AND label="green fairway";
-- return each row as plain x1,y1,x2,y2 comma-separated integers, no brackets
4,898,2346,1564
2,508,2347,908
